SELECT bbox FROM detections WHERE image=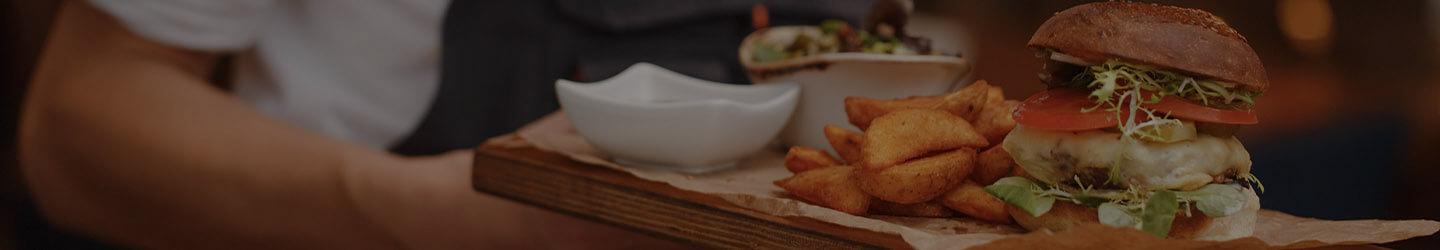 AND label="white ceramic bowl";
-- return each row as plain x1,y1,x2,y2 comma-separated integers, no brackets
740,26,972,150
556,63,800,173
